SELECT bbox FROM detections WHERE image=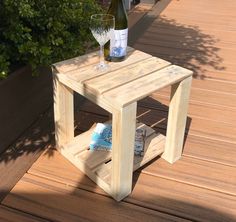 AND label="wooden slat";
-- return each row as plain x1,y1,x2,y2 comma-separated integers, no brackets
25,152,236,222
137,106,236,144
127,173,236,222
162,76,192,163
85,57,170,94
63,49,152,83
2,174,190,222
183,135,236,167
141,156,236,196
141,94,236,124
0,110,53,202
103,65,192,108
154,88,236,109
53,51,98,73
0,205,49,222
78,150,112,170
53,74,74,148
95,133,165,184
28,149,104,194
